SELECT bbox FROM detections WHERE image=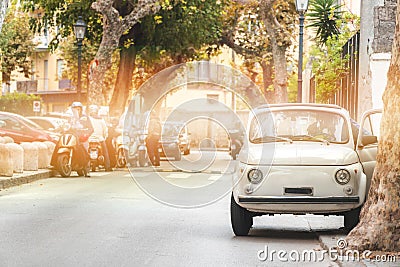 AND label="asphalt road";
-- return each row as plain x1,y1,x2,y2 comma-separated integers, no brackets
0,151,344,266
